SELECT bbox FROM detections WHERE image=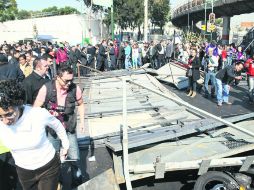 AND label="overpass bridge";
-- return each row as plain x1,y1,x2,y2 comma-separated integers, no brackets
171,0,254,44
